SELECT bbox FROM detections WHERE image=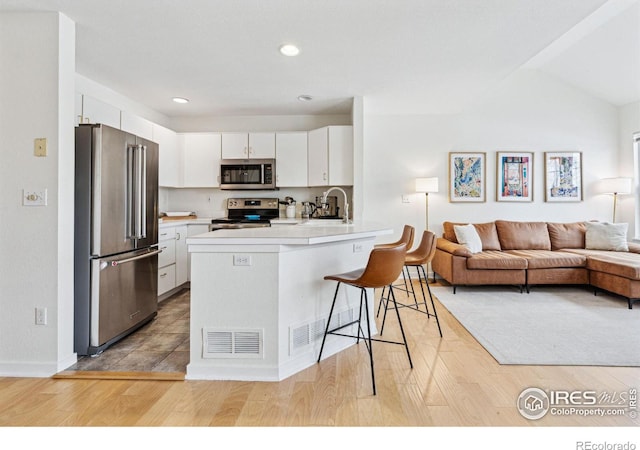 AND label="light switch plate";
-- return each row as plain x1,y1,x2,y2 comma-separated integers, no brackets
23,189,47,206
34,138,47,157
